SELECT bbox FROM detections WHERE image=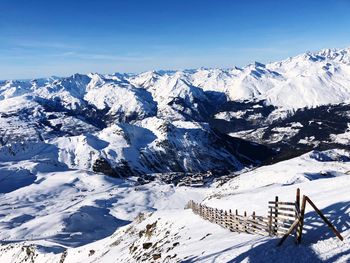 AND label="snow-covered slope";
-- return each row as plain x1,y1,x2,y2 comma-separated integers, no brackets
0,99,271,177
0,149,349,262
49,118,259,175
